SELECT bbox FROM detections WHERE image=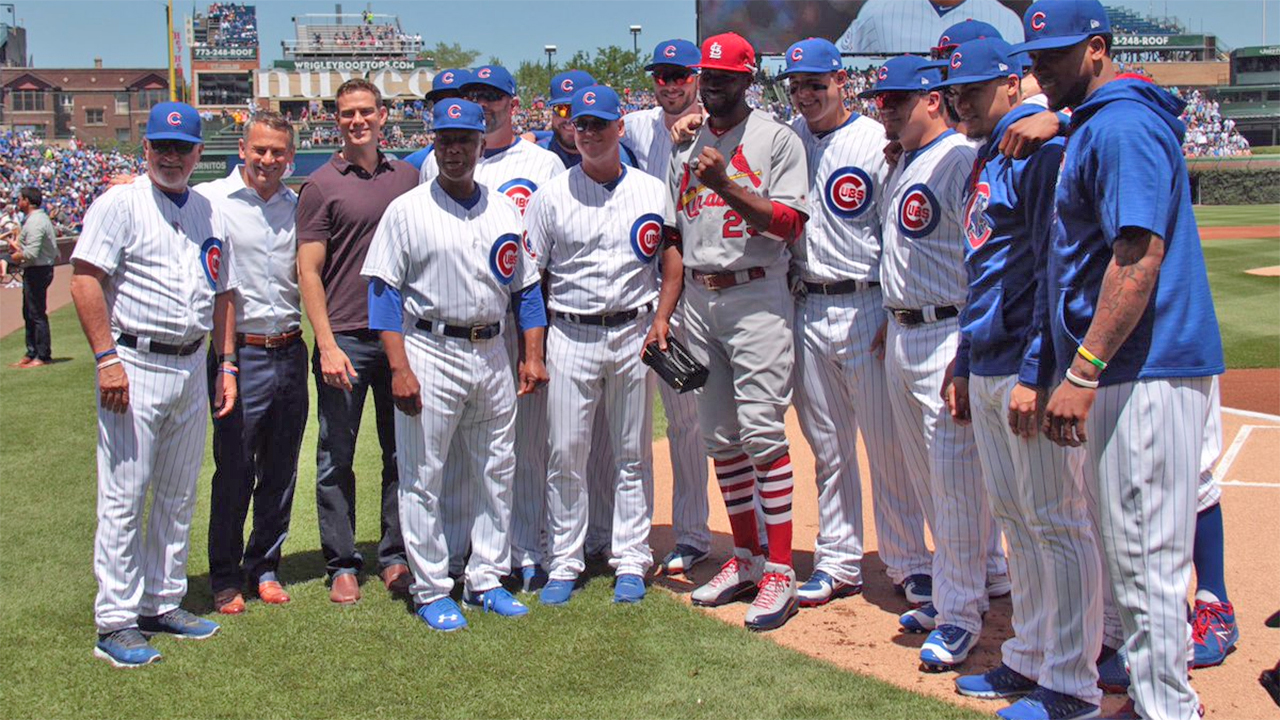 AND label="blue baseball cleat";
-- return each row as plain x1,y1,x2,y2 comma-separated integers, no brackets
539,579,577,606
796,570,863,608
613,574,646,604
1191,599,1238,668
518,564,548,593
921,624,978,671
996,686,1100,720
955,663,1037,699
1096,646,1129,694
94,628,162,668
138,608,220,639
416,597,468,632
463,587,529,617
899,573,933,606
900,602,939,633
